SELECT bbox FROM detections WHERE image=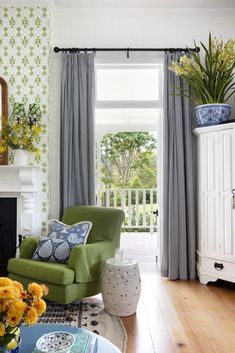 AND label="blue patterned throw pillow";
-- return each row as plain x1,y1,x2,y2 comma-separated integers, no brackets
47,219,92,245
32,237,72,263
32,220,92,263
